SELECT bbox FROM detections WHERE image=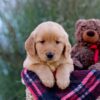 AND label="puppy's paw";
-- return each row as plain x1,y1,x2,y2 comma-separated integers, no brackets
31,65,55,88
42,79,55,88
41,74,55,88
56,77,70,90
56,66,71,90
